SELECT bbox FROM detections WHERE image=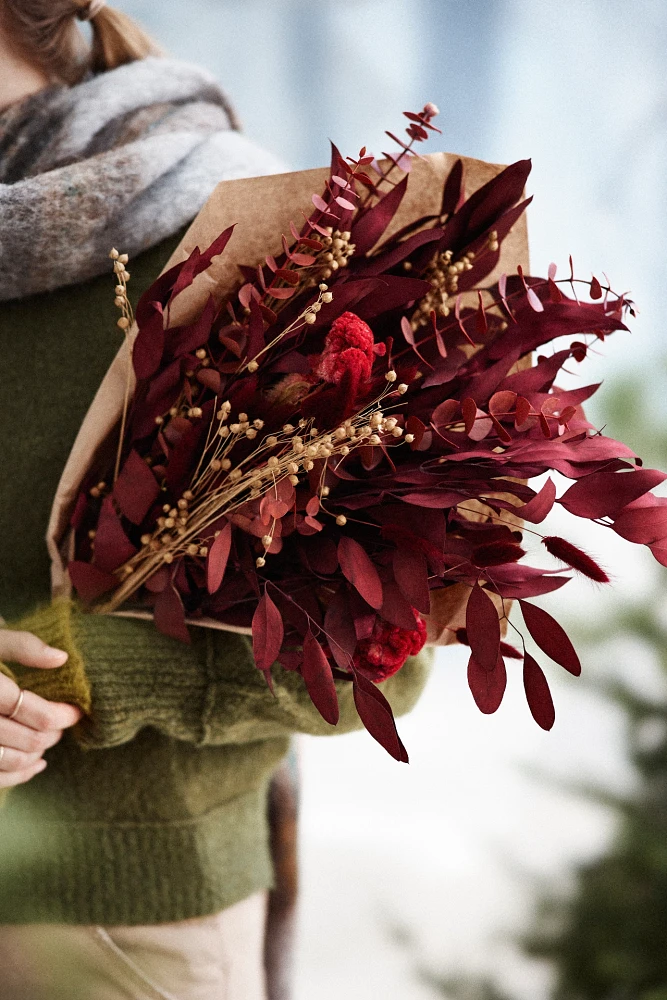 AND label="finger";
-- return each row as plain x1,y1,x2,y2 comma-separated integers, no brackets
0,759,47,789
0,680,83,732
0,746,44,773
0,718,60,755
0,631,68,669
